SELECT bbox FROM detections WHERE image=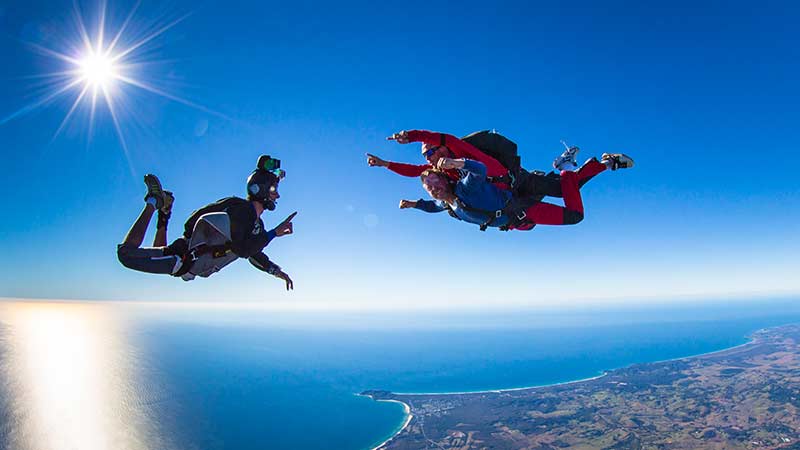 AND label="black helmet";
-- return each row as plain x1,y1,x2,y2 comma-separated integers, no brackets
246,155,284,211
